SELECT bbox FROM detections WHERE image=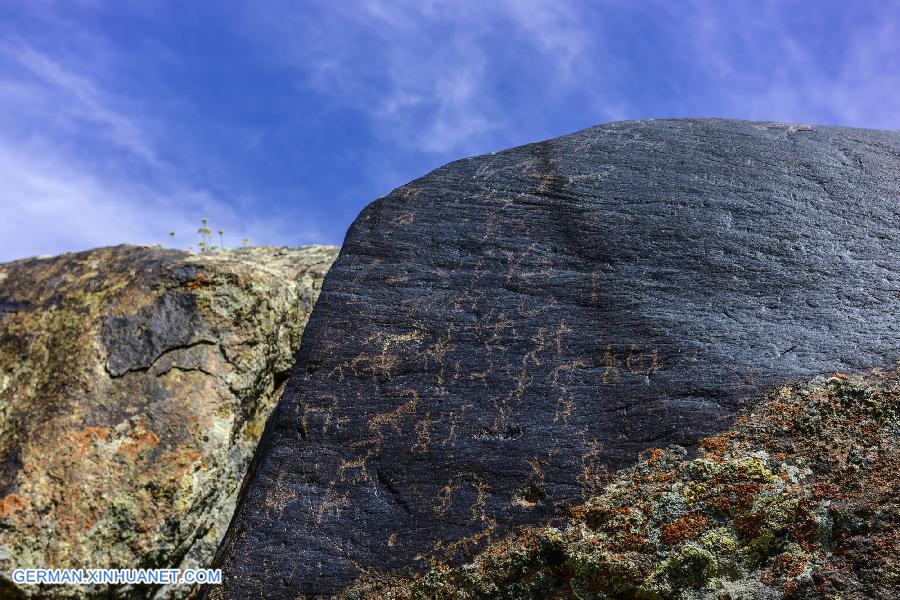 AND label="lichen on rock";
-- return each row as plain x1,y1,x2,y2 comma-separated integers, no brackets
346,370,899,599
0,244,337,598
